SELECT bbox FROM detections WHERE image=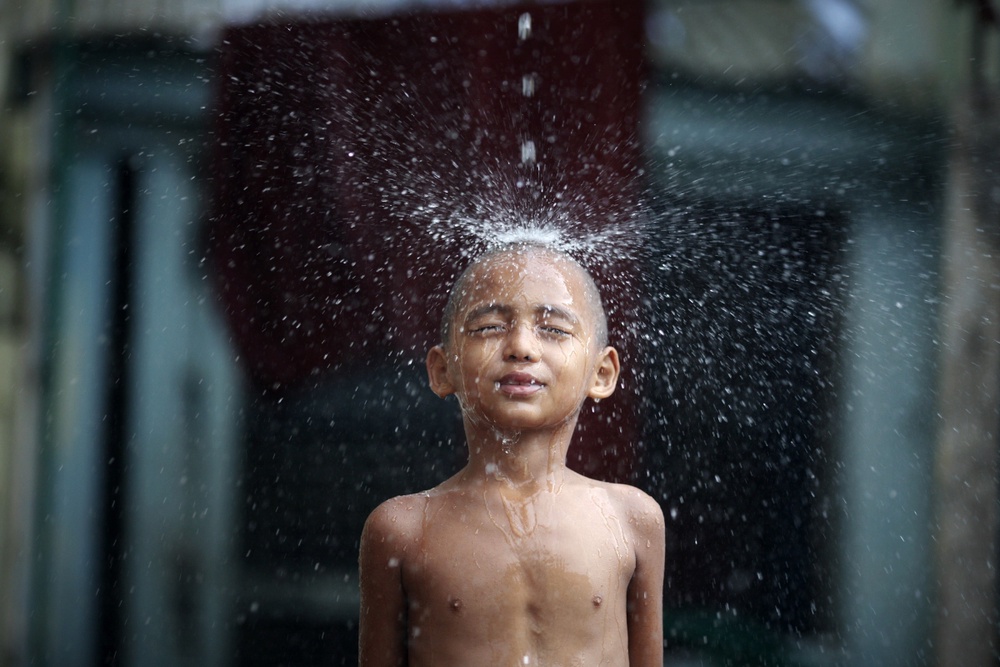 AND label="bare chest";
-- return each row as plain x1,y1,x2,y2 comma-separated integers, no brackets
404,492,636,620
